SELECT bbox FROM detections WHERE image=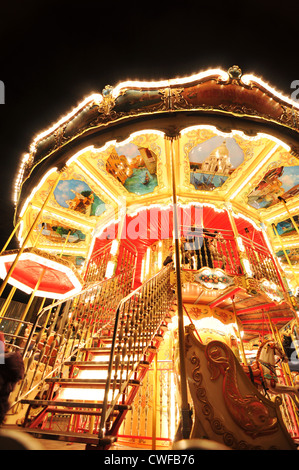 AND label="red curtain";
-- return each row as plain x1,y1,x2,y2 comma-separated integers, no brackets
92,204,265,285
